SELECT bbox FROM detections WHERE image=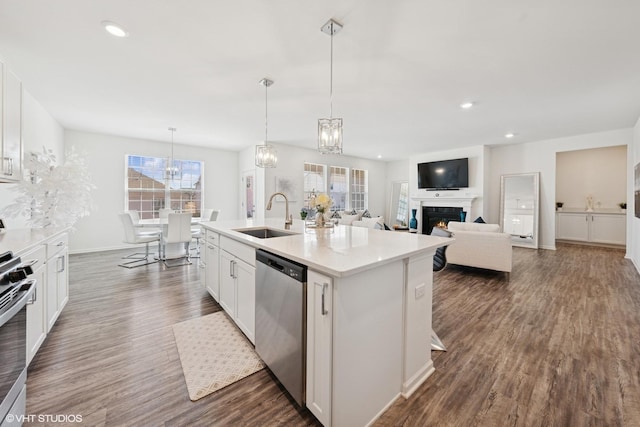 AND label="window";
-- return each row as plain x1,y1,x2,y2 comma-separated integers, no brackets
303,162,368,212
304,163,326,204
126,155,203,219
329,166,347,211
350,169,368,211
